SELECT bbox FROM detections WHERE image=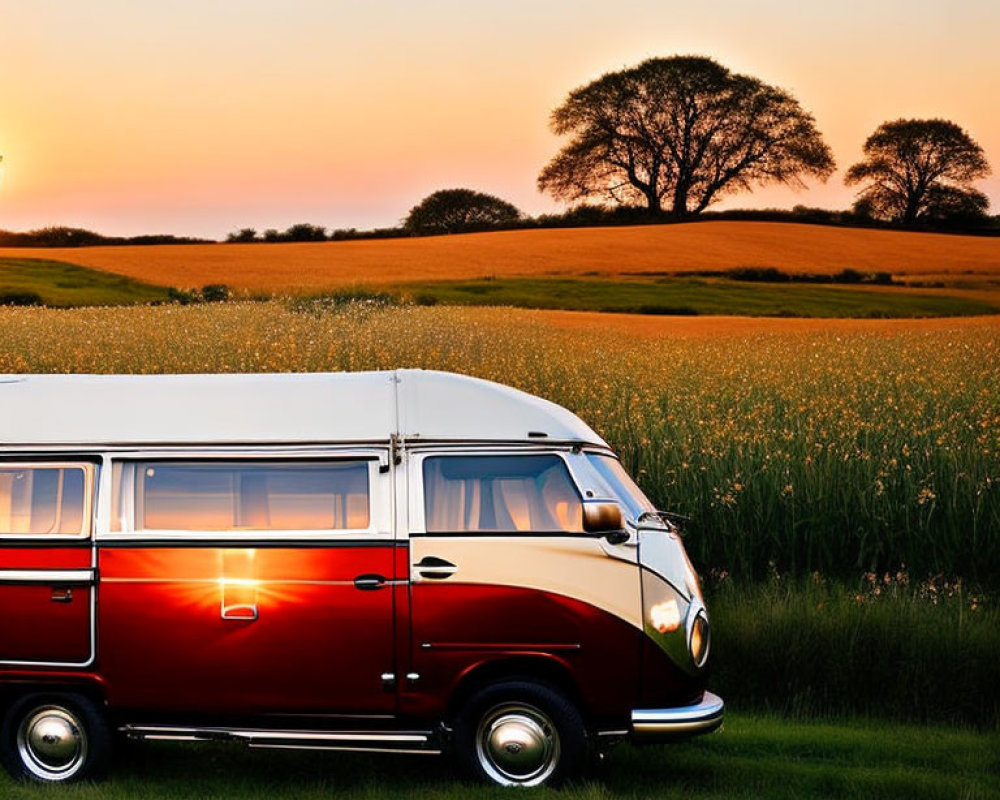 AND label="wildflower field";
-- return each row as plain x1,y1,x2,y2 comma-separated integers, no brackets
1,302,997,724
2,301,995,585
